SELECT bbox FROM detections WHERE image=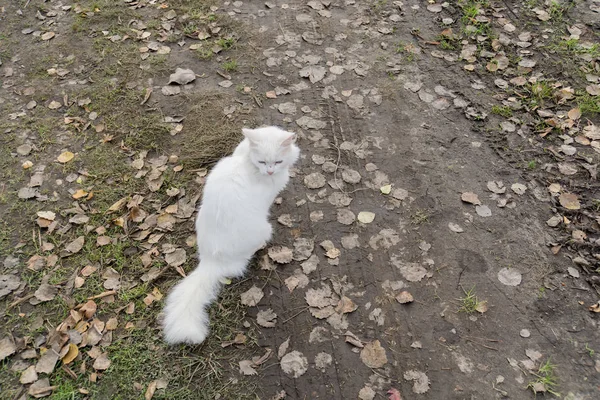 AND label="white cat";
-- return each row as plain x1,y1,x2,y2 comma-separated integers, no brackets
162,126,300,345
